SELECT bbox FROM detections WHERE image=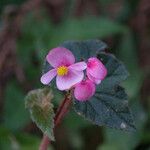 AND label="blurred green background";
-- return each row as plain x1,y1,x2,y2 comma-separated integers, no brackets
0,0,150,149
